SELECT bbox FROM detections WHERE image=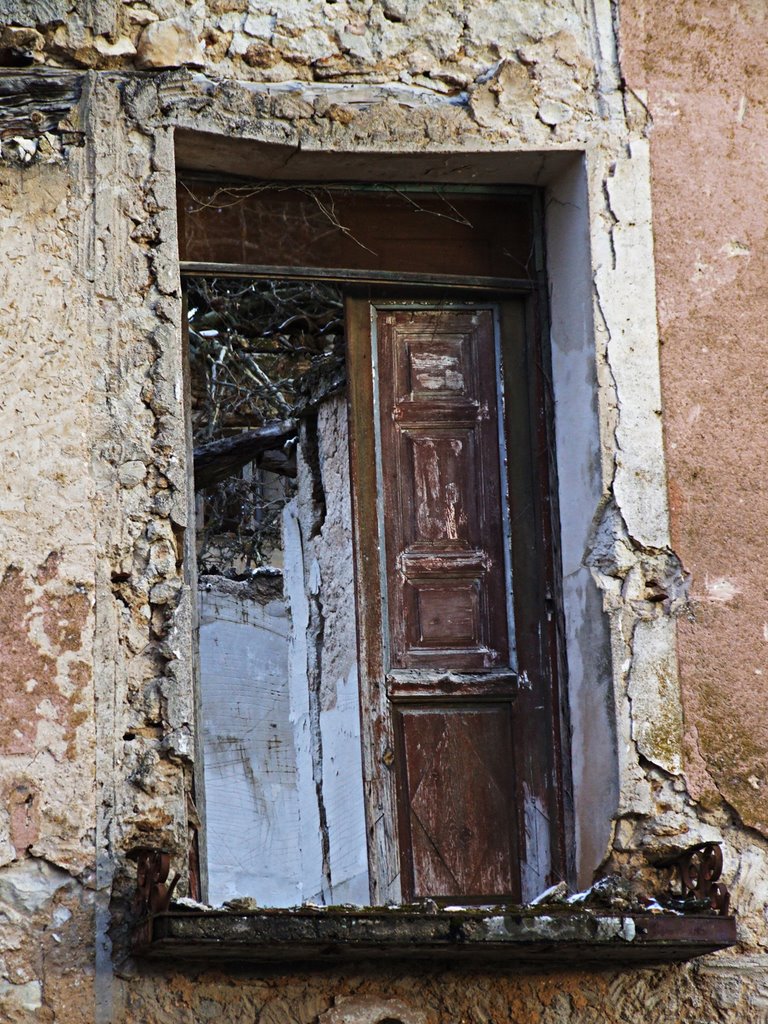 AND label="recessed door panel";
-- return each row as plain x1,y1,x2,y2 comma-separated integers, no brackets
395,703,520,901
377,308,510,672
